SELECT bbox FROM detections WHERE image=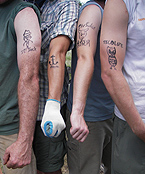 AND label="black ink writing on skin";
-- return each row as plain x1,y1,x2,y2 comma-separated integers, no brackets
21,48,27,54
77,27,90,47
77,39,90,47
78,22,95,30
21,30,36,54
77,22,95,47
23,30,33,48
49,55,59,68
103,40,123,48
107,46,117,70
28,47,36,52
